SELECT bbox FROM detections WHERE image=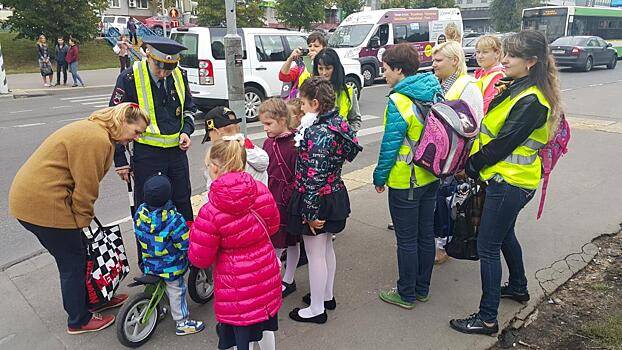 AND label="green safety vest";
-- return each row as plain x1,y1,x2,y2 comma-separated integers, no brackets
385,92,438,190
473,85,551,190
336,86,353,120
133,60,186,148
